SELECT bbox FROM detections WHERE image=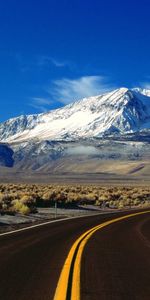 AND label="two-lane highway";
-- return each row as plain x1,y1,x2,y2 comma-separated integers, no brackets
80,212,150,300
0,210,150,300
